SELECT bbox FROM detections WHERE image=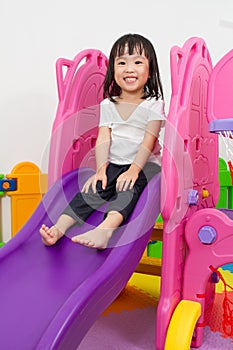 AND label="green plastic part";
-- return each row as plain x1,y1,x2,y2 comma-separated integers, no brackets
0,174,4,196
156,213,163,223
216,158,233,209
147,240,162,259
